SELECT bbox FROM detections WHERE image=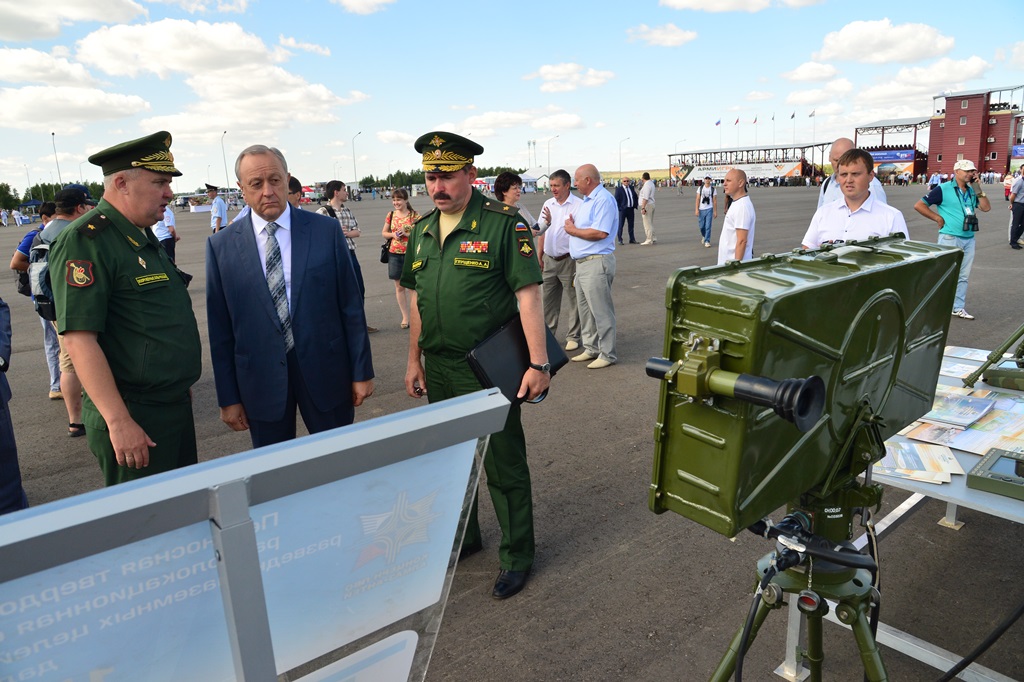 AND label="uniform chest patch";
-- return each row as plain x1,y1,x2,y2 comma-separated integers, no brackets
411,259,425,272
66,260,94,288
515,222,529,232
135,273,170,286
518,239,535,258
454,257,490,269
459,241,488,253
